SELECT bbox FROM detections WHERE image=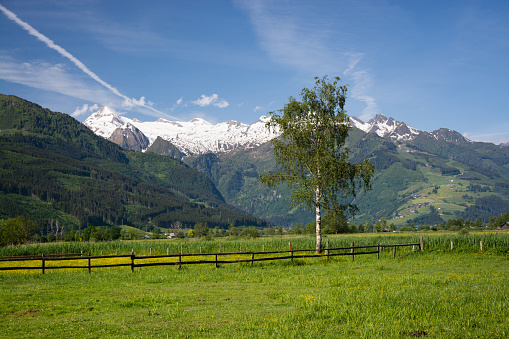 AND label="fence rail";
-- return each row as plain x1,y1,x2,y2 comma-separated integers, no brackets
0,238,423,274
